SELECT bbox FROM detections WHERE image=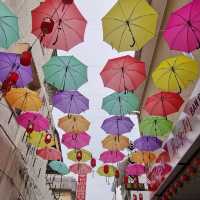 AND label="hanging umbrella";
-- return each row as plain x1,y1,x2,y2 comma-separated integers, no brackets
48,161,69,175
102,0,158,52
43,56,87,91
101,116,134,135
0,52,33,87
130,151,156,165
69,163,92,175
100,55,146,92
36,147,61,160
62,132,90,149
152,55,199,93
156,151,170,163
0,1,19,48
164,0,200,52
144,92,184,116
52,90,89,114
102,92,139,115
58,114,90,133
102,135,129,151
139,116,173,137
31,0,87,51
99,150,125,163
97,165,117,177
67,149,92,162
125,164,145,176
5,88,42,111
151,163,172,176
134,136,162,151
